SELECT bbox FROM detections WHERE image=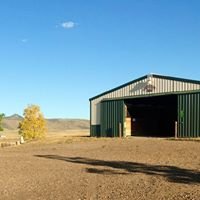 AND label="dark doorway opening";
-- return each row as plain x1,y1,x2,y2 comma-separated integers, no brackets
124,95,177,137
